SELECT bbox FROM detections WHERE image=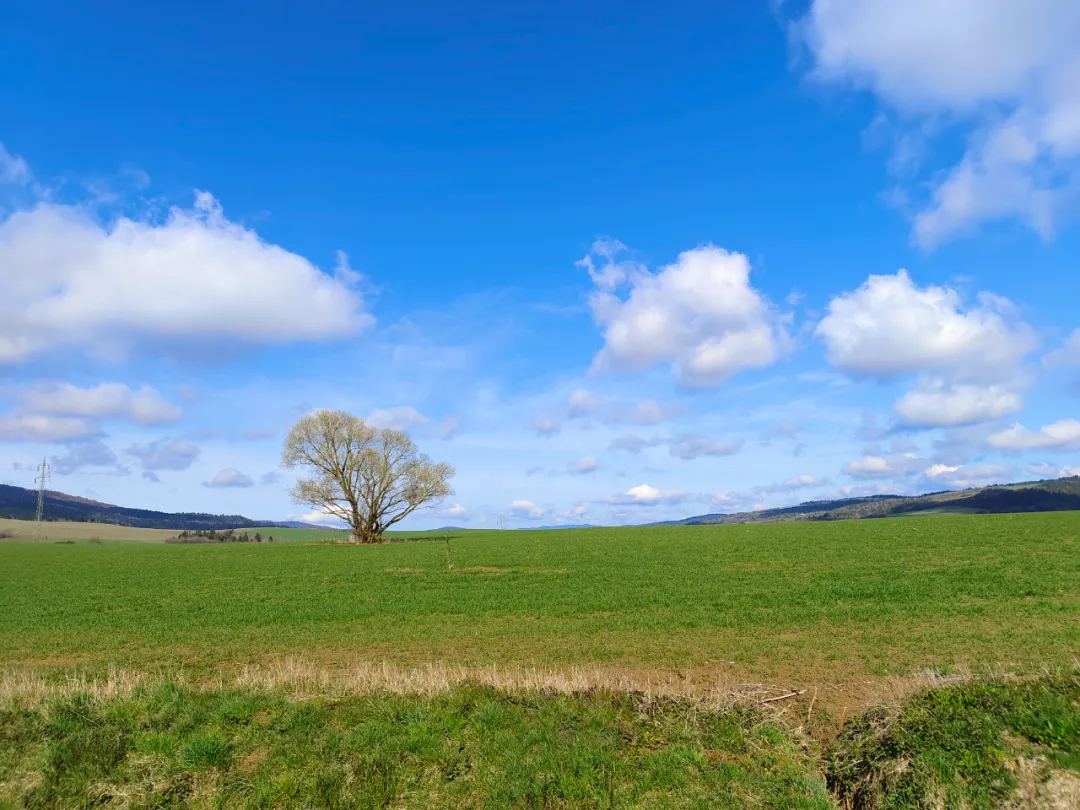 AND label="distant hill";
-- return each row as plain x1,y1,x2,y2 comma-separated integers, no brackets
0,484,307,531
664,476,1080,526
